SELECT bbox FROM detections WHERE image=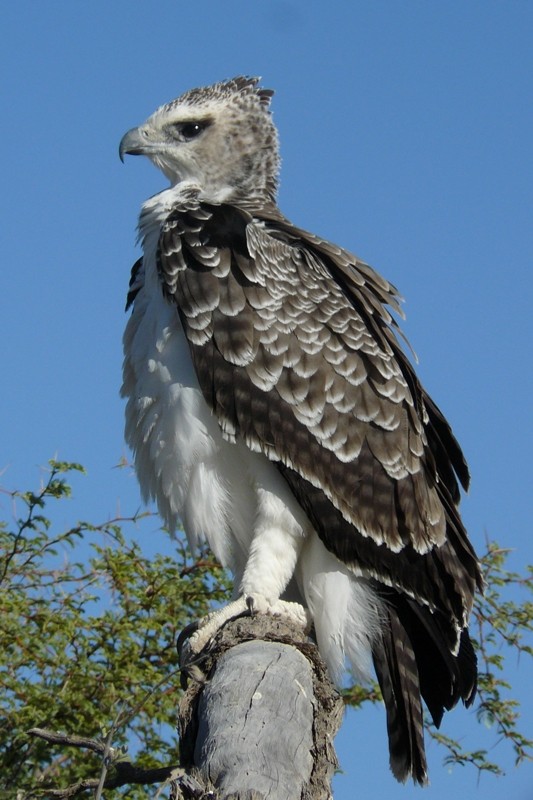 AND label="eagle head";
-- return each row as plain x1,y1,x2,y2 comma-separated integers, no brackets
119,76,279,205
